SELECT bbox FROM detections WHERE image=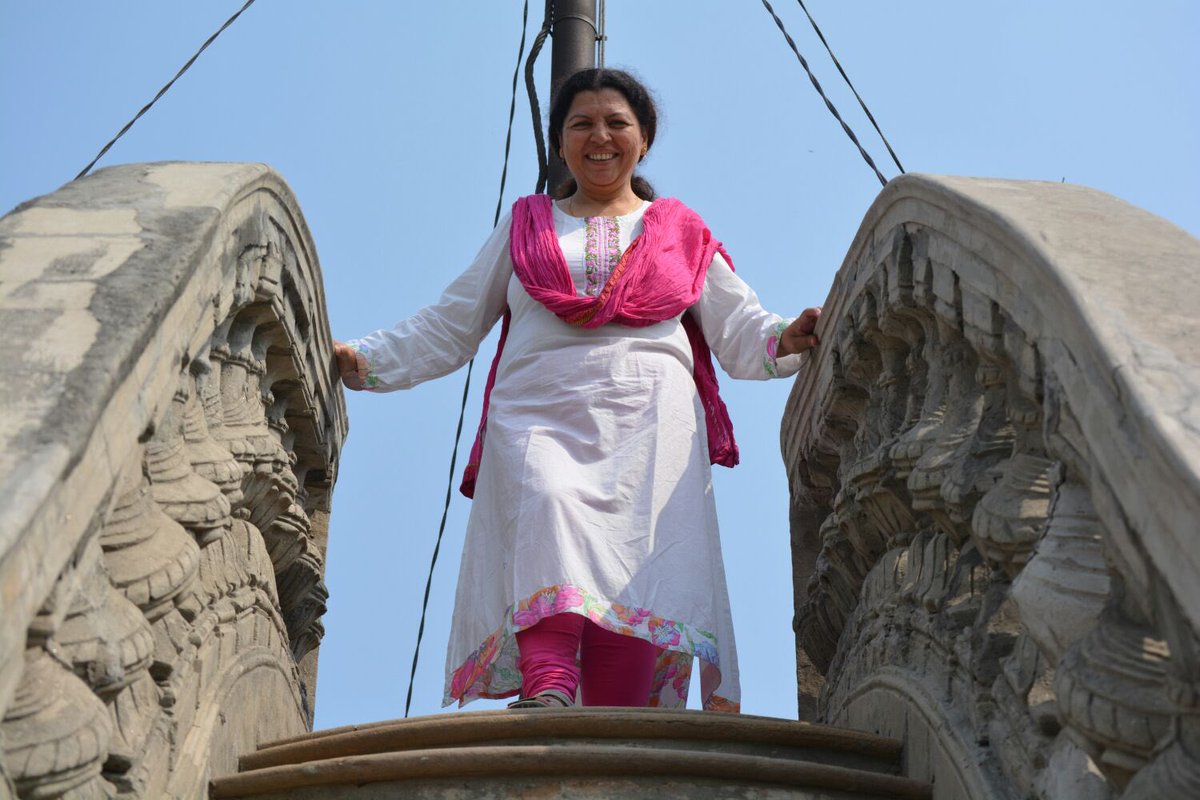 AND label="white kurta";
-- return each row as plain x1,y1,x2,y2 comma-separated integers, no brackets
349,201,803,711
